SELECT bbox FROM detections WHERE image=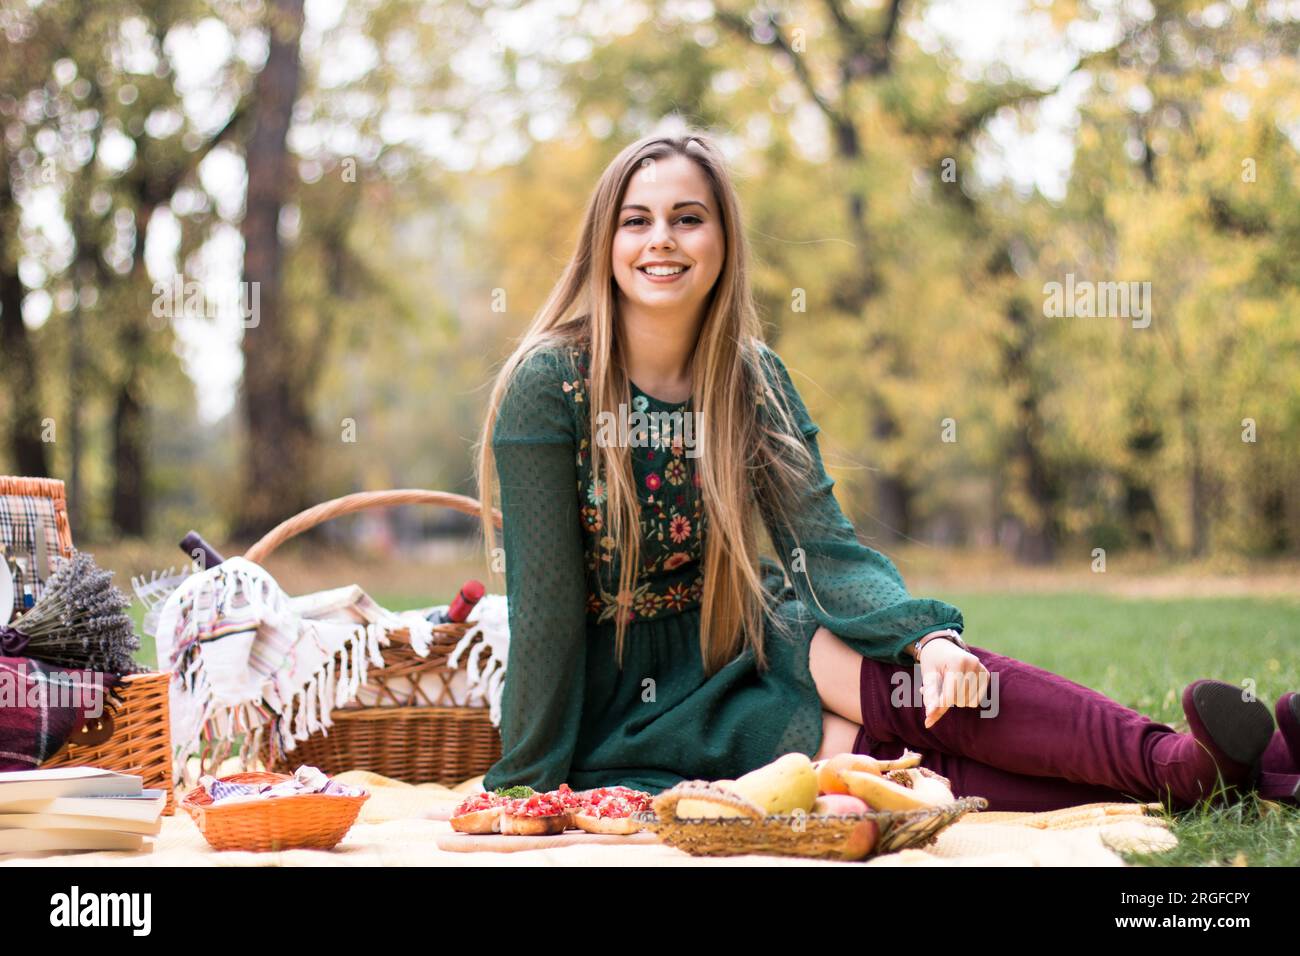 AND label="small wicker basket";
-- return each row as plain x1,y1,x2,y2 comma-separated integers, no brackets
643,782,988,861
181,771,369,852
240,490,504,784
